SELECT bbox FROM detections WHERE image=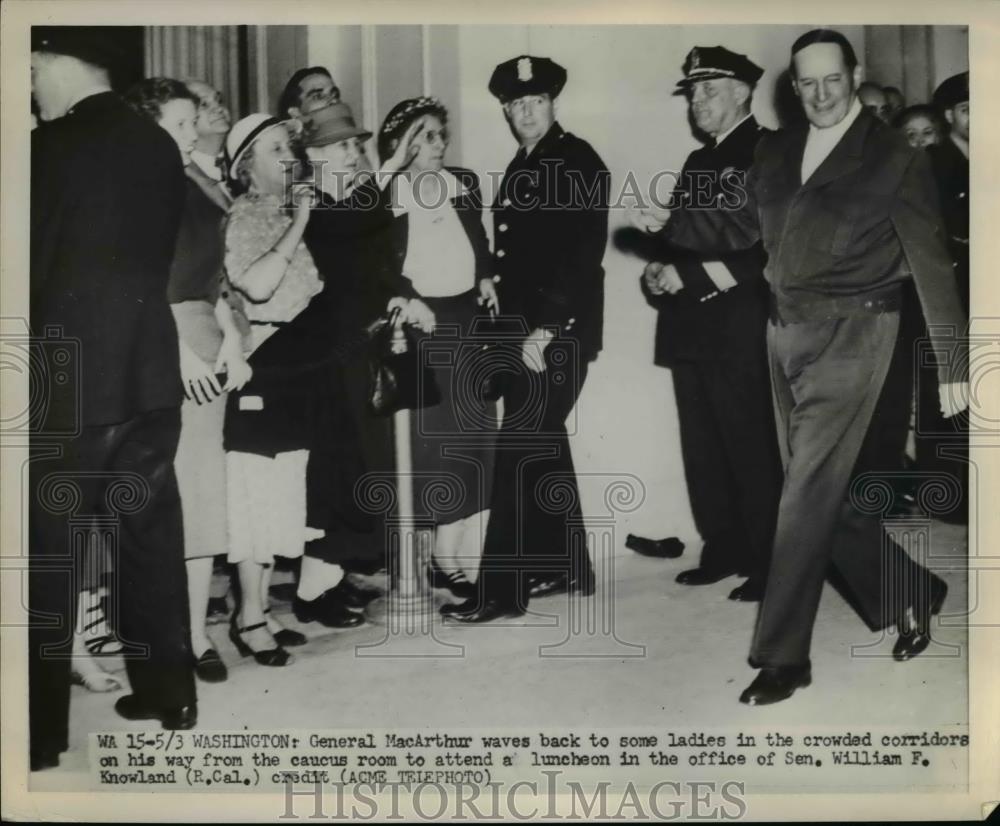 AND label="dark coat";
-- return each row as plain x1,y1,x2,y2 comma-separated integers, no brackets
492,122,610,359
928,137,969,315
651,116,770,366
665,107,967,383
385,166,493,289
31,91,186,430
